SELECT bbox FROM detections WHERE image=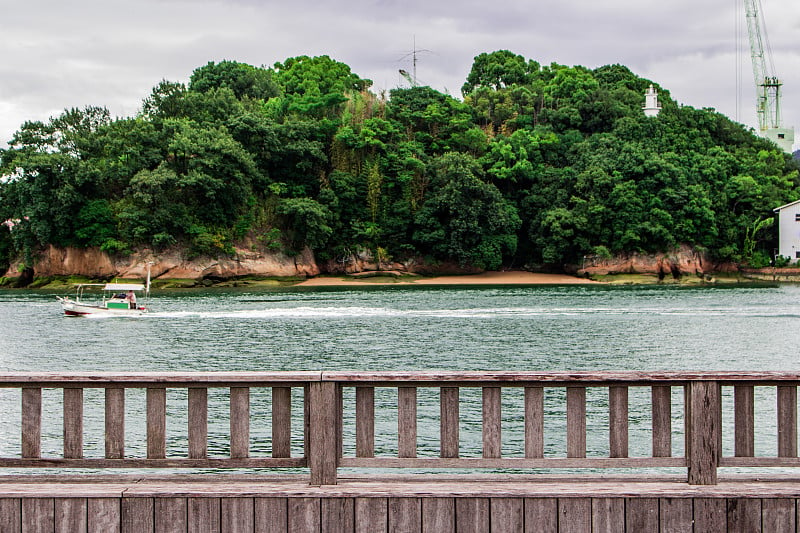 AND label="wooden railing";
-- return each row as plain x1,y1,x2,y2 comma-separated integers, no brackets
1,372,799,485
